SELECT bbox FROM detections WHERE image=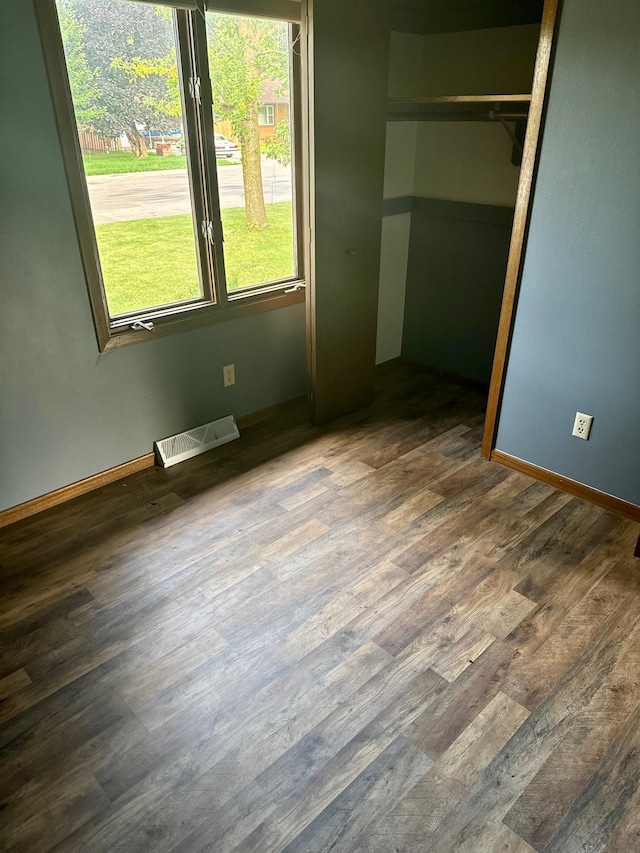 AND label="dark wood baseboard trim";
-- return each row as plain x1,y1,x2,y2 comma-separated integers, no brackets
0,453,156,530
235,395,307,430
491,449,640,523
375,356,404,375
0,395,310,530
399,357,489,394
